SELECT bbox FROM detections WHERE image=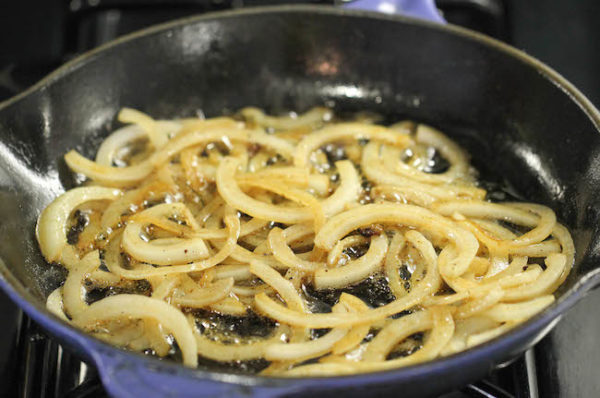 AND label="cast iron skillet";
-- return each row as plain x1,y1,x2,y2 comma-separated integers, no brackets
1,5,600,398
